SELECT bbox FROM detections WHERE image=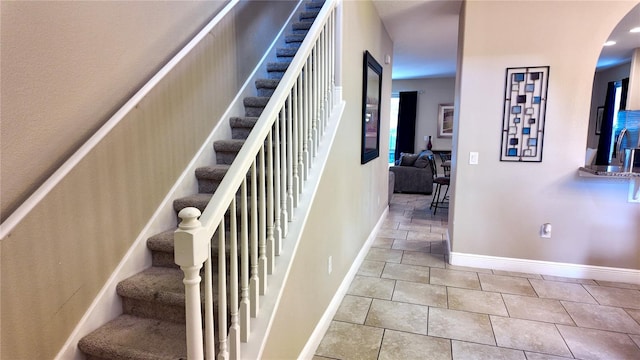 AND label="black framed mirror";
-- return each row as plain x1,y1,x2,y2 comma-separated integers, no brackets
361,51,383,164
